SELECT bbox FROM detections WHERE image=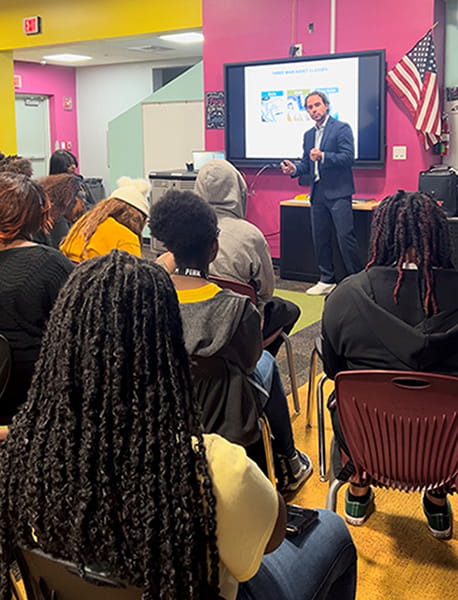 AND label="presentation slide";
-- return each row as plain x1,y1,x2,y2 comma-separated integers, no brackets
244,57,359,160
